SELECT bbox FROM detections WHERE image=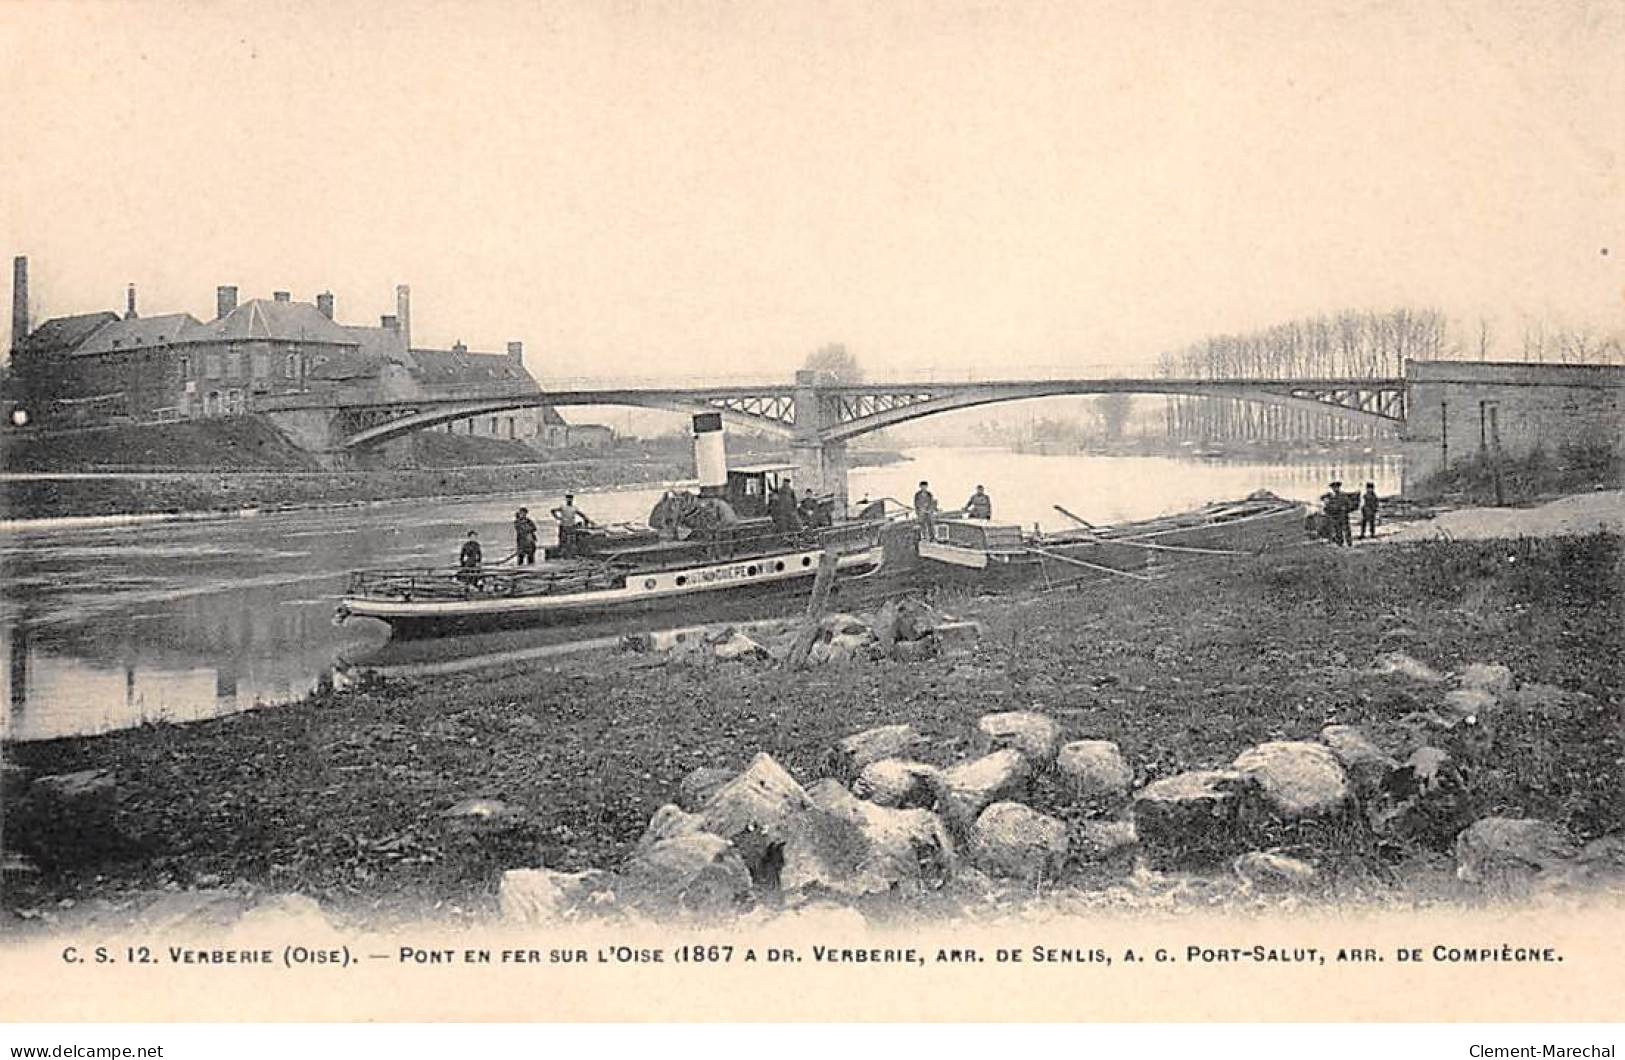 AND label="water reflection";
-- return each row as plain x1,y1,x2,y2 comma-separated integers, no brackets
2,448,1403,742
